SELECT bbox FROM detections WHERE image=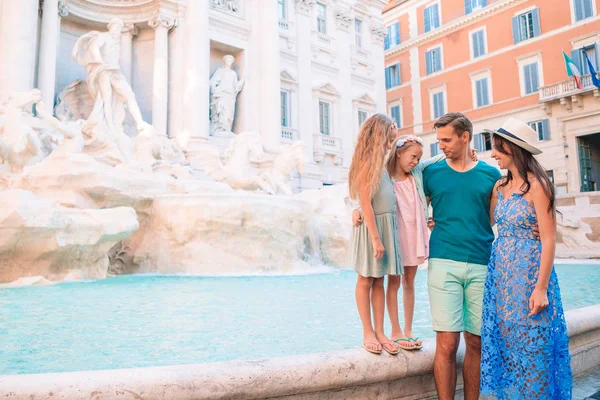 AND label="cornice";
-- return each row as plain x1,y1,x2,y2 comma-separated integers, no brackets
384,0,528,57
62,0,185,24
